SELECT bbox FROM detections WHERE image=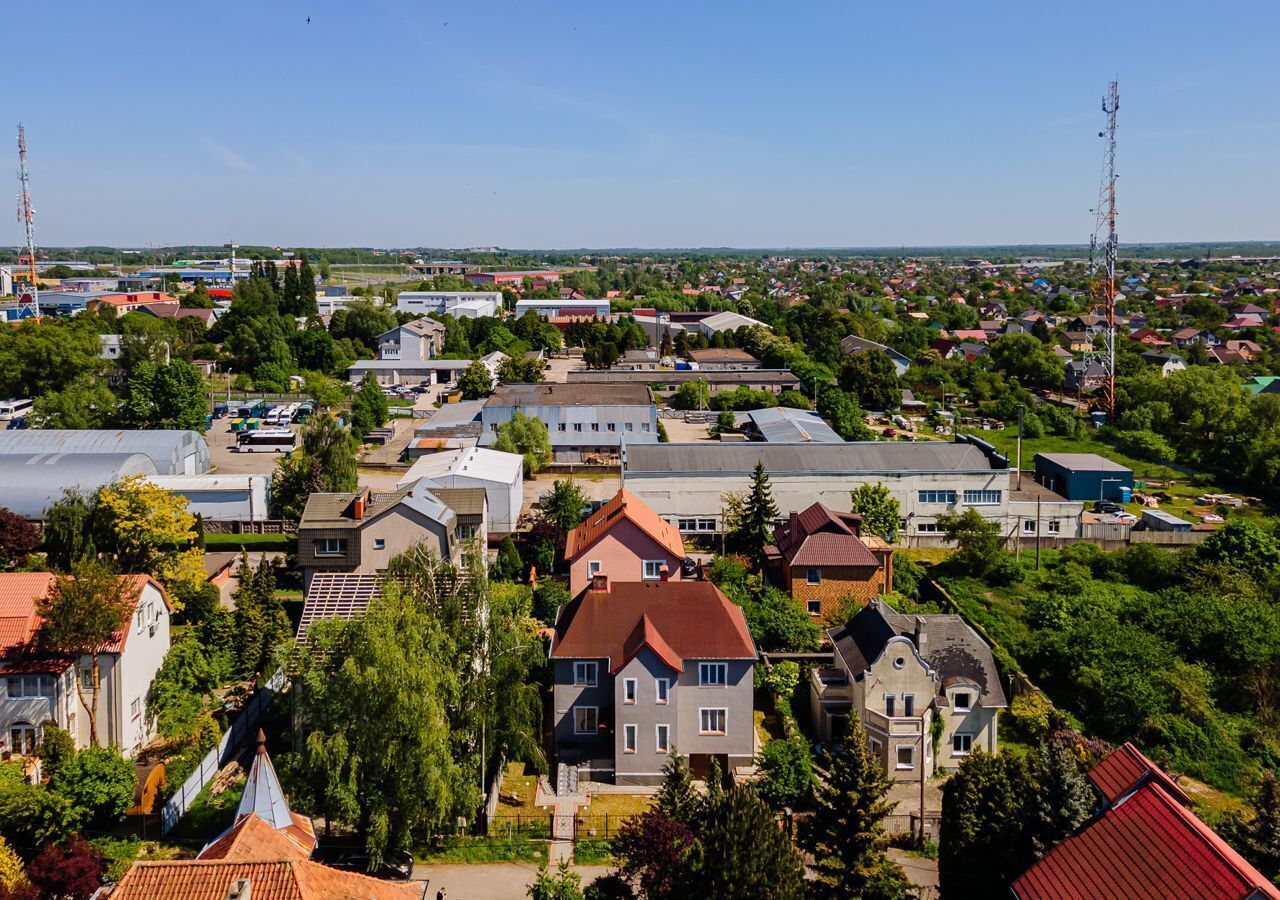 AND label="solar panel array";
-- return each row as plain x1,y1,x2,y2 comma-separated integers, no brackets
295,573,384,643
